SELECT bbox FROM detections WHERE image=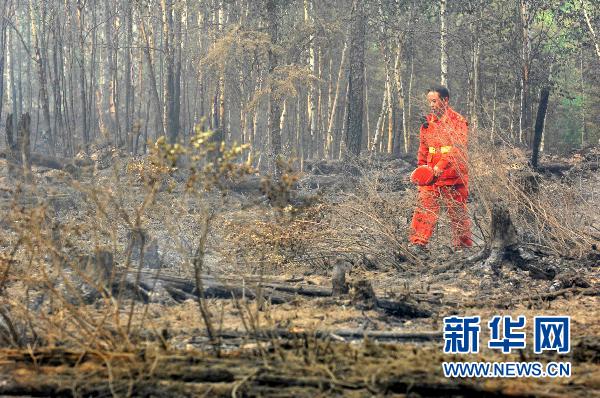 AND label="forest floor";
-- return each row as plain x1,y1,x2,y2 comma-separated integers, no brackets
0,145,598,397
